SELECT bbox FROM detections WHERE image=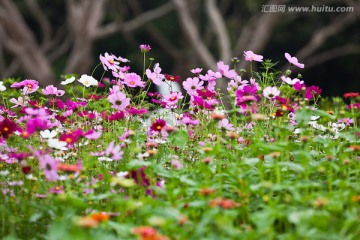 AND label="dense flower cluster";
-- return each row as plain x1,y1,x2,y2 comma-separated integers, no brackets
0,46,359,239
